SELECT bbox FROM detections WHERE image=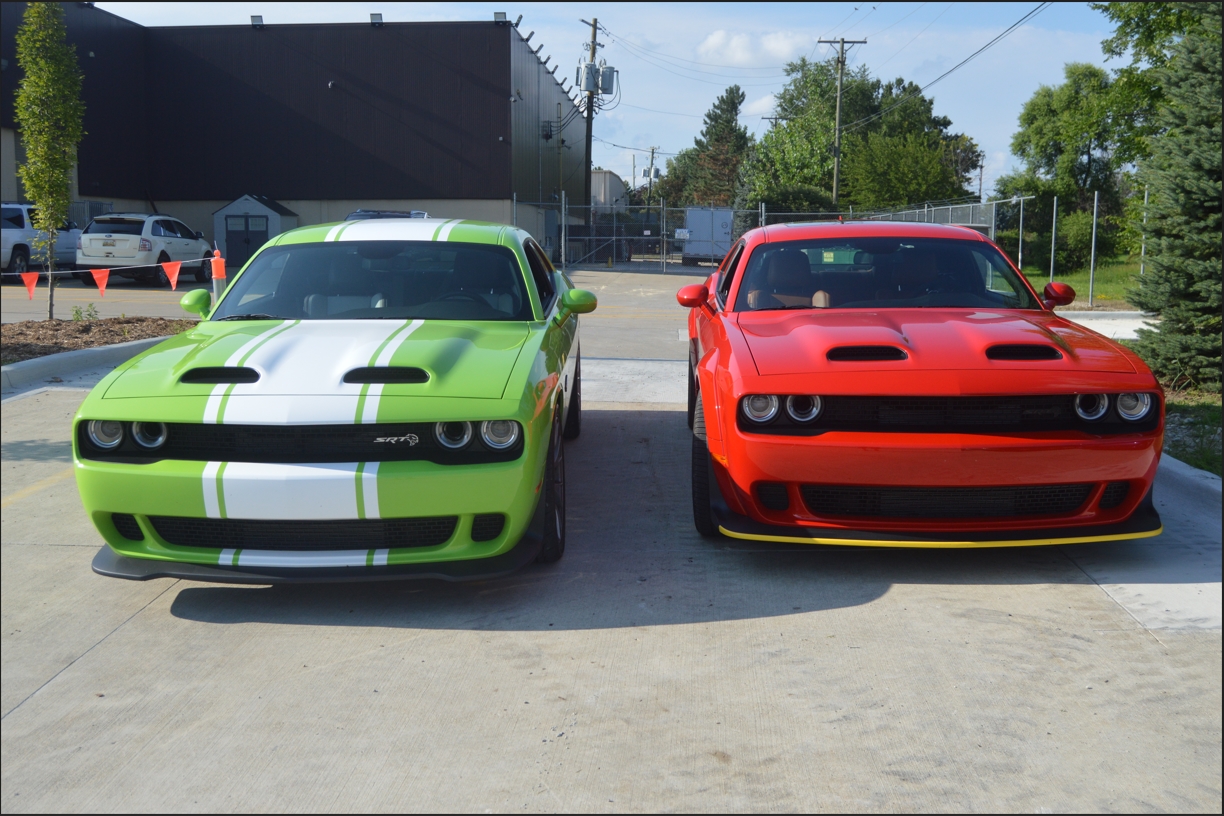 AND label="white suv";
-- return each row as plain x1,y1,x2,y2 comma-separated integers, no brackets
77,213,213,287
2,202,82,278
